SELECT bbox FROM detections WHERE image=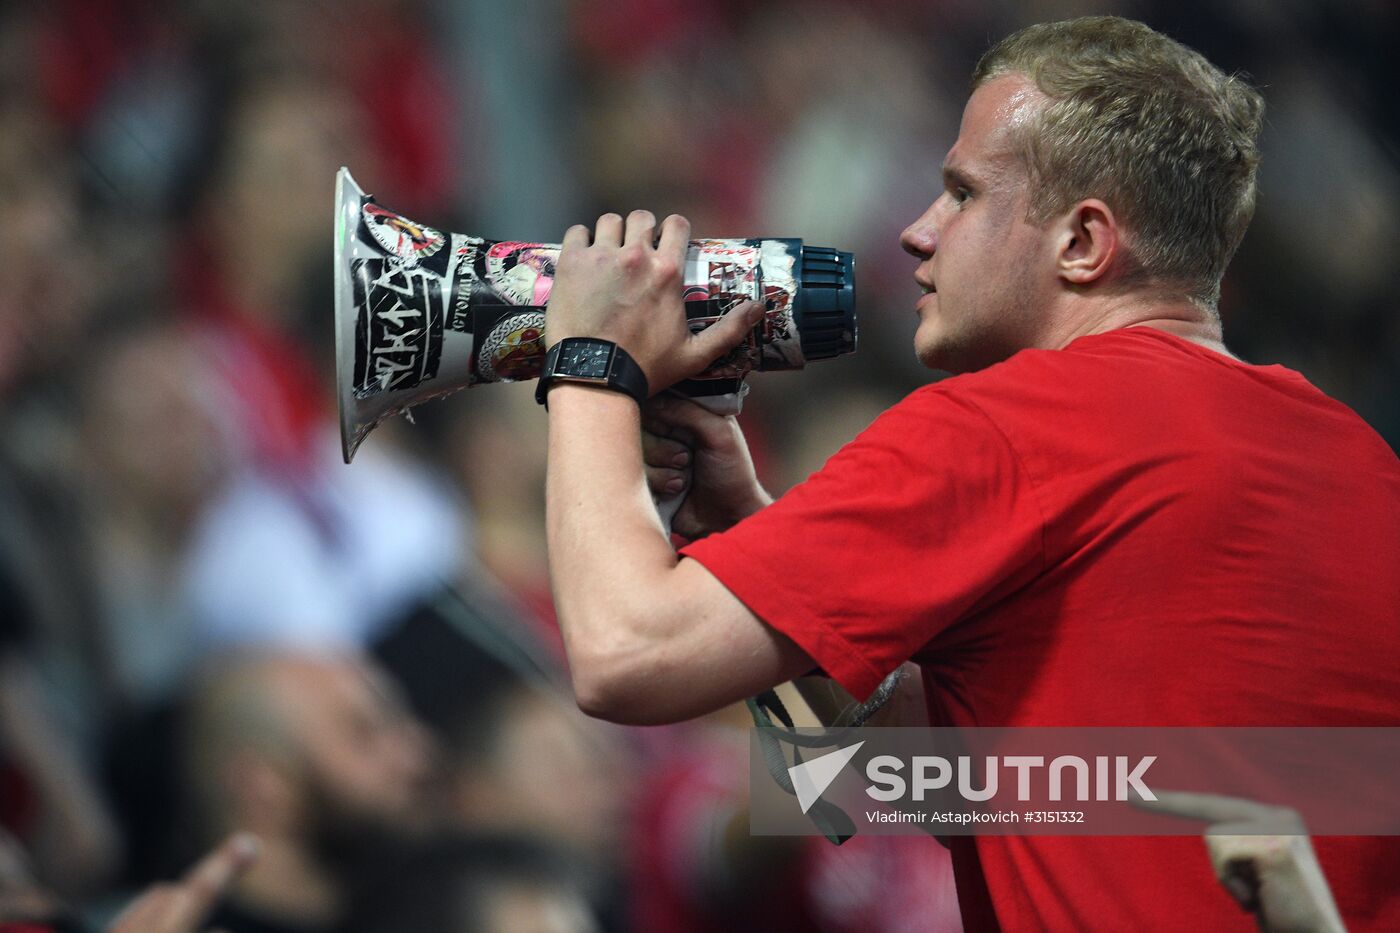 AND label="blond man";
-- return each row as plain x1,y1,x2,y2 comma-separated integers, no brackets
540,17,1400,931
